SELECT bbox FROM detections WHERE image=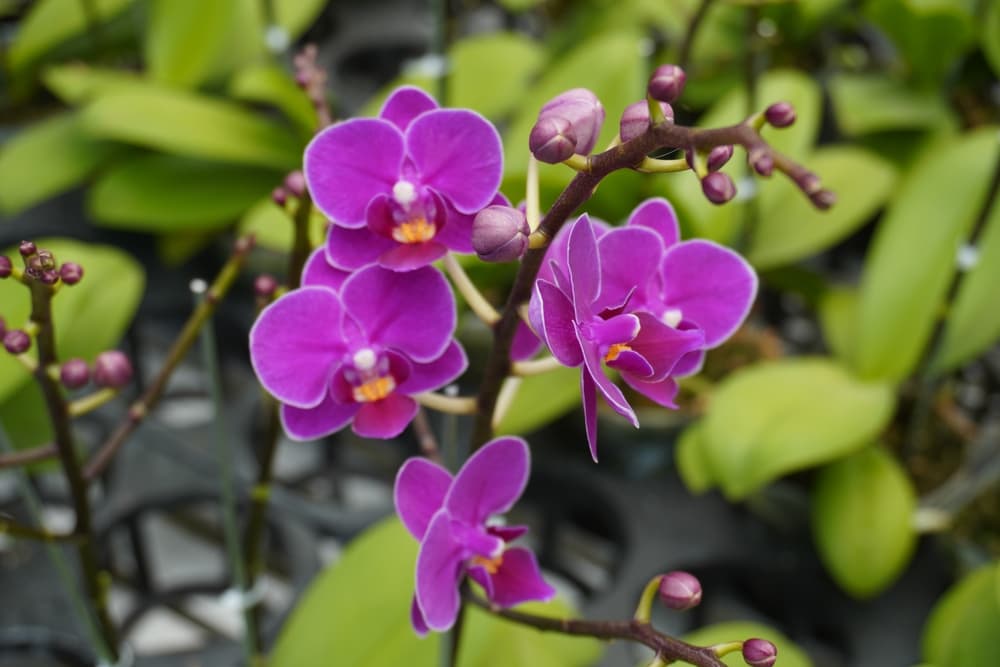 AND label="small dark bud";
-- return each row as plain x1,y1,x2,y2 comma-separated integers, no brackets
0,256,11,278
0,316,6,338
797,170,821,194
254,274,279,299
40,270,59,285
271,186,288,207
658,571,702,611
702,172,737,204
36,250,56,271
742,638,777,667
707,145,734,172
284,170,306,198
473,206,530,262
811,189,837,210
233,235,256,255
59,262,83,285
60,358,91,389
748,148,773,177
619,100,673,142
18,241,36,257
764,102,796,128
93,350,133,389
538,88,605,155
294,70,310,88
3,329,31,355
529,115,577,164
648,64,686,104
